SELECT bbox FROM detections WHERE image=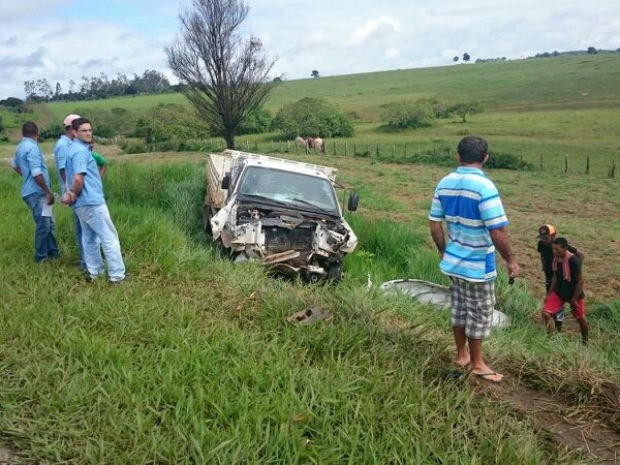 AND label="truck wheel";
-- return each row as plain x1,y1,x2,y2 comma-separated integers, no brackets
203,206,213,235
327,263,343,282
